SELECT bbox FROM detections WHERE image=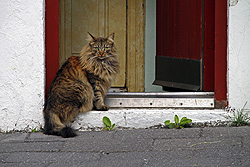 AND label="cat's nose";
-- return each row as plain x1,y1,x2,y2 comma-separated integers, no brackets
99,51,105,56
